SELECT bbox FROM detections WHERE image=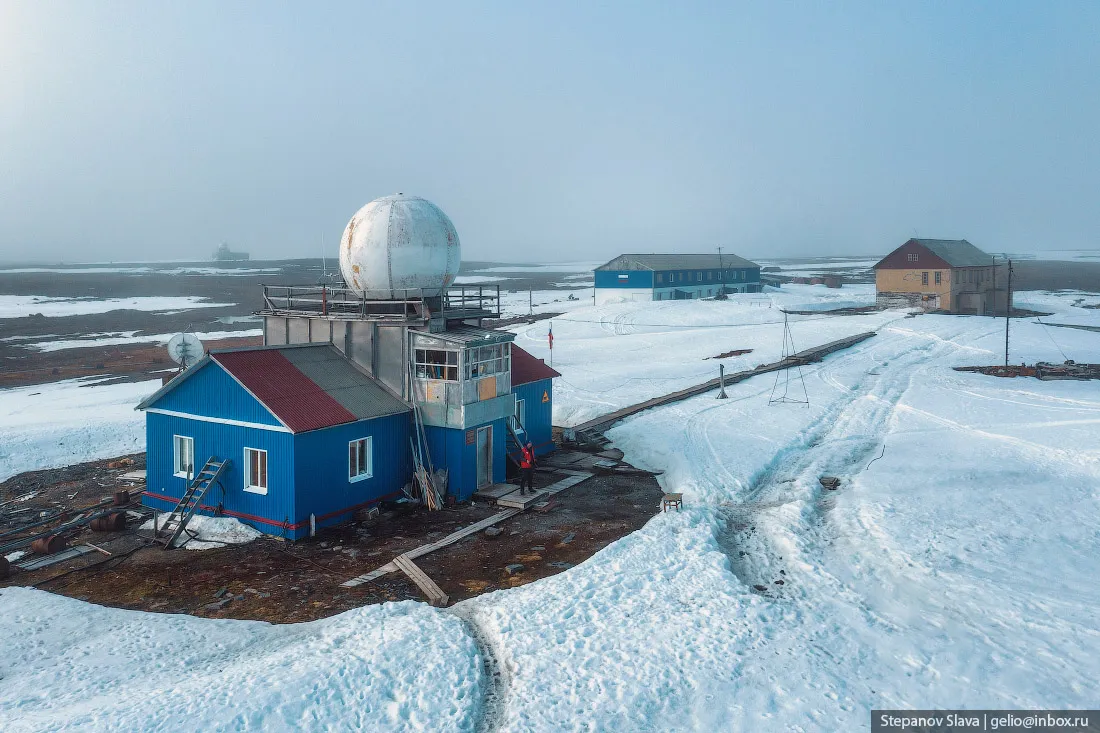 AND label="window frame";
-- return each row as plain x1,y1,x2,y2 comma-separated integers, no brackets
243,447,268,495
465,343,511,380
907,253,918,262
349,436,373,482
515,398,526,428
173,435,194,479
414,348,459,382
922,271,929,286
935,271,942,285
